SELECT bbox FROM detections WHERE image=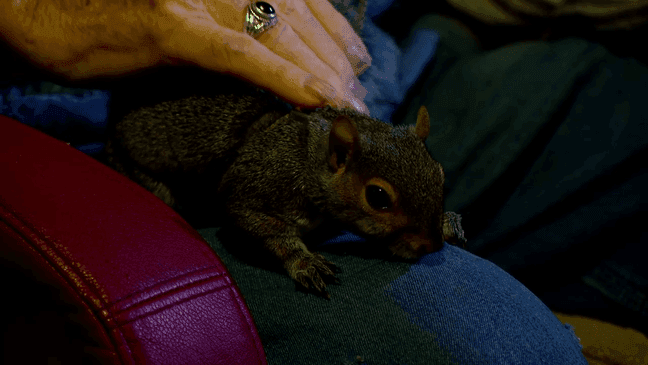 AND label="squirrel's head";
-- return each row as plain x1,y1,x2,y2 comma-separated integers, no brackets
323,106,446,258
